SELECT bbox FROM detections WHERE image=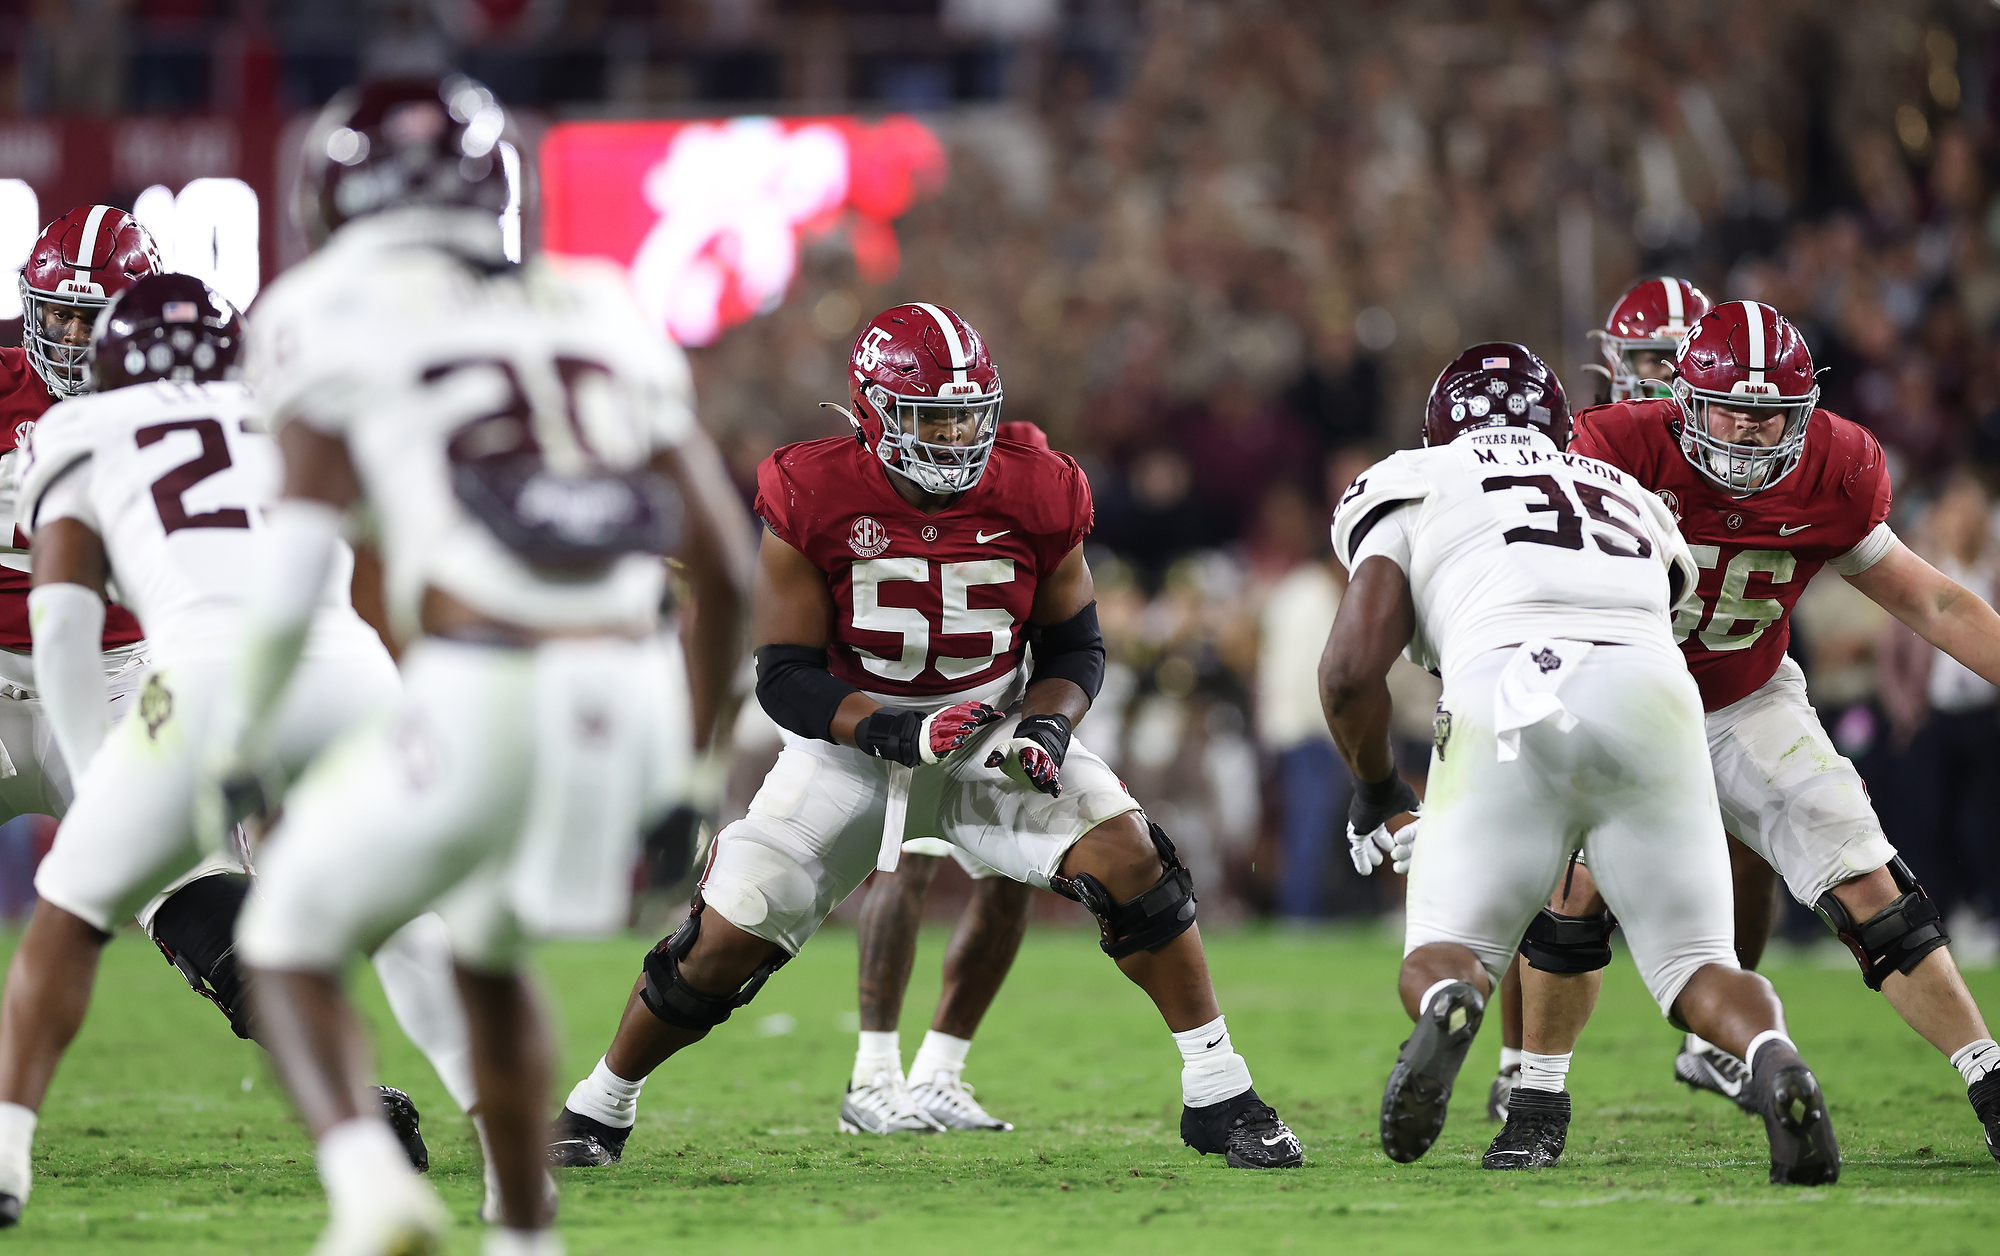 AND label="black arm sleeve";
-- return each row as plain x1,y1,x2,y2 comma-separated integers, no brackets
1026,600,1105,702
755,644,860,743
